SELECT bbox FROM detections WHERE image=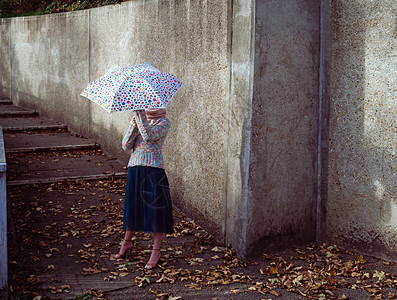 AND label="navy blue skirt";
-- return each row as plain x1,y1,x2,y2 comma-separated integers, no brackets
123,166,173,233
